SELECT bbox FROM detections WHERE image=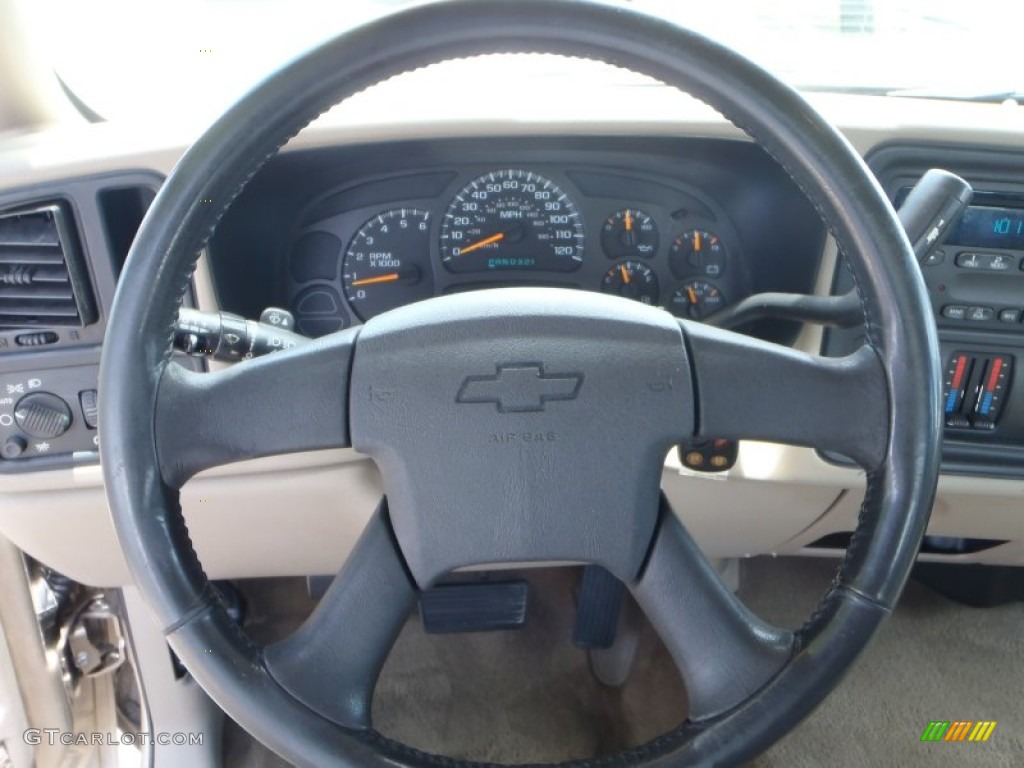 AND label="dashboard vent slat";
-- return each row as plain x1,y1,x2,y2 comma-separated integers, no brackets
0,303,82,318
0,204,96,329
0,286,75,301
0,213,61,246
0,265,70,283
0,248,67,266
